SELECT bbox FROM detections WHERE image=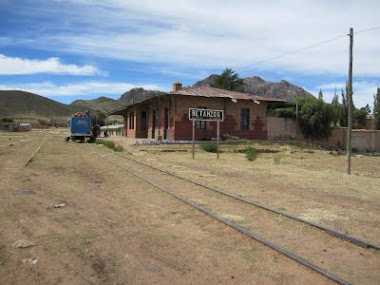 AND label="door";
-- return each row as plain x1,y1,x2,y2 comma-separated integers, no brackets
152,110,156,139
164,108,169,140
